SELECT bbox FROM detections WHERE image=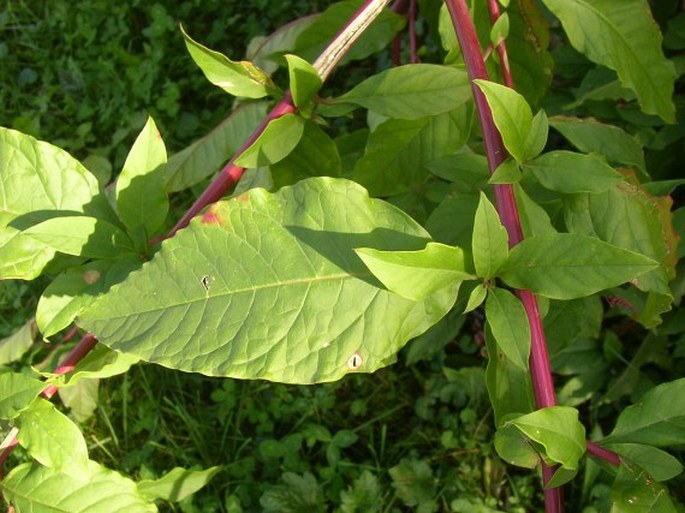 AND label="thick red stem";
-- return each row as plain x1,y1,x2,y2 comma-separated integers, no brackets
587,441,621,466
